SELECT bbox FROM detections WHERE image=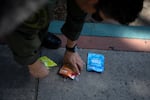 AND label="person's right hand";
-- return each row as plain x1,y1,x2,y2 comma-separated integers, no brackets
63,50,85,74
